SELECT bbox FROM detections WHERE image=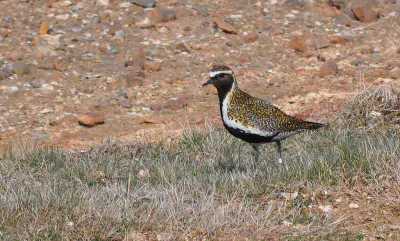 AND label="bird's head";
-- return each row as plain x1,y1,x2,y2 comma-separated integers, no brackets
202,65,236,89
